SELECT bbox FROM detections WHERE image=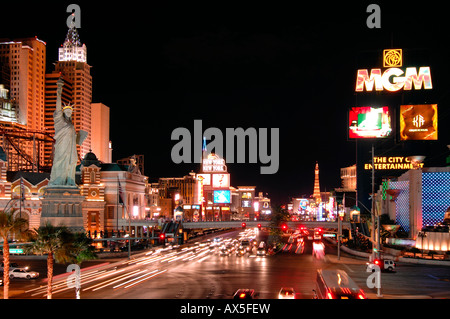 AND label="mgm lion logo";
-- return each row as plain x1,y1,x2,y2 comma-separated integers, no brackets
383,49,402,67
